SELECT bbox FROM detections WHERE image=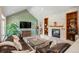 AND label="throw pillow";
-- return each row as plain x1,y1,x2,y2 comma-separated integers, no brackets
12,35,22,50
